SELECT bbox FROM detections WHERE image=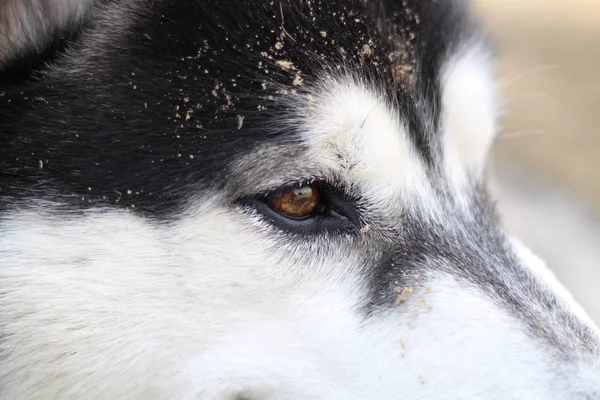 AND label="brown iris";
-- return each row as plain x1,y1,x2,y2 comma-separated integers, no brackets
270,184,321,218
